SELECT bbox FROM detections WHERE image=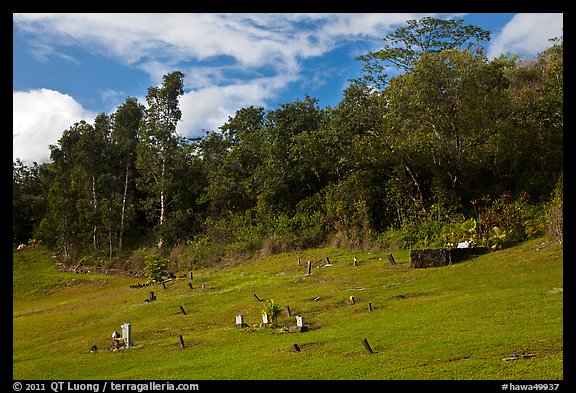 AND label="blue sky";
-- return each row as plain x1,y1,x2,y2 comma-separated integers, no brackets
13,13,563,164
